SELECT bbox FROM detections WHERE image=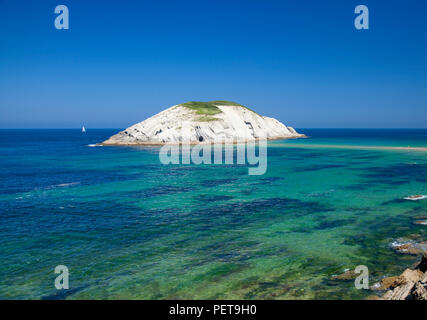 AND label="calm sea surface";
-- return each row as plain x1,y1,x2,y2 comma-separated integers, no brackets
0,129,426,299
